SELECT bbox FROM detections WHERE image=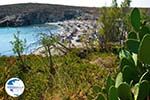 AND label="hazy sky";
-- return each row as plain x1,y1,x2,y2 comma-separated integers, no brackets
0,0,149,7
